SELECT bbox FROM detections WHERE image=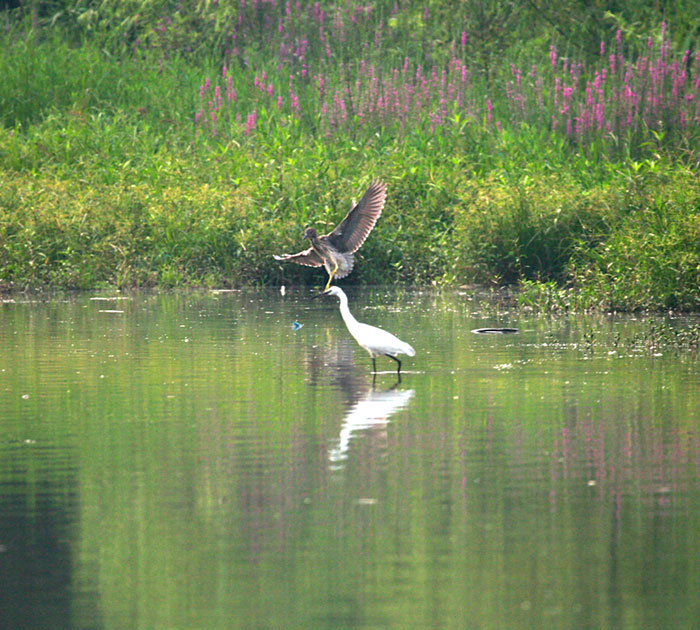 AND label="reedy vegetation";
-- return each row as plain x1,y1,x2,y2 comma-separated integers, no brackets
1,0,700,310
